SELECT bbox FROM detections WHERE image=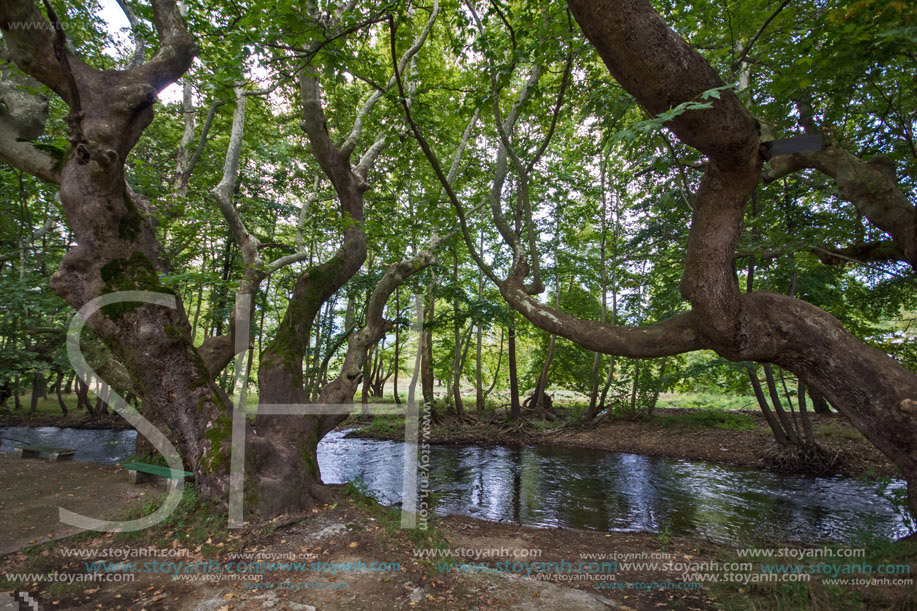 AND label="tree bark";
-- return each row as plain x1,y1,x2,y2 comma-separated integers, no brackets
508,311,521,421
393,288,401,405
421,283,435,409
54,370,68,416
809,387,833,414
28,371,41,415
